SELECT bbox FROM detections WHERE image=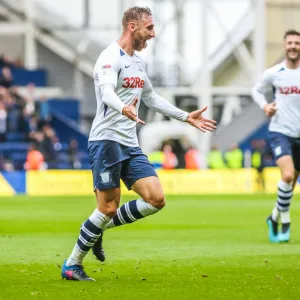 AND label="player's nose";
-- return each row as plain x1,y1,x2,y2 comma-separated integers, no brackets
150,30,155,38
